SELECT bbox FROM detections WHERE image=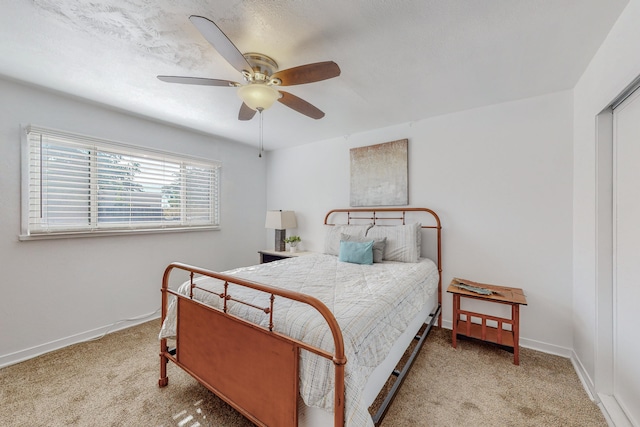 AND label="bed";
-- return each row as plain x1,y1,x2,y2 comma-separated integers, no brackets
159,207,442,427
